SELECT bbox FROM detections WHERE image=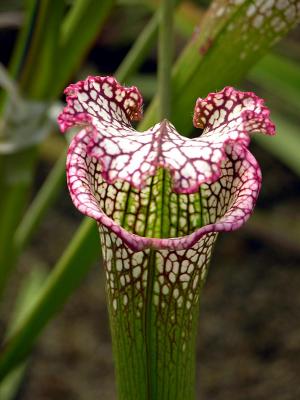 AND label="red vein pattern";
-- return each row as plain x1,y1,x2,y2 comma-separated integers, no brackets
58,76,274,251
100,225,216,397
58,76,275,397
